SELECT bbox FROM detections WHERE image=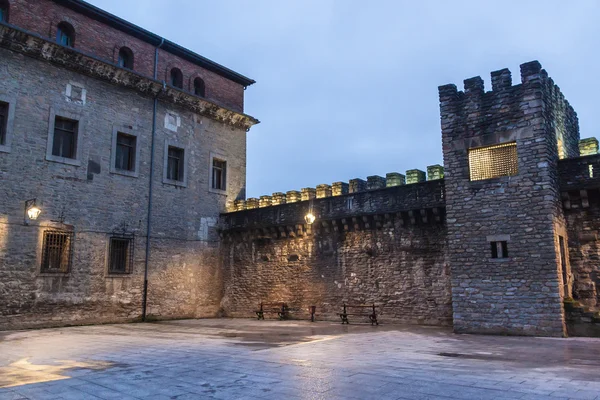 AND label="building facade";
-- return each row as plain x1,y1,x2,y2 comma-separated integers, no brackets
0,0,258,330
2,1,599,337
